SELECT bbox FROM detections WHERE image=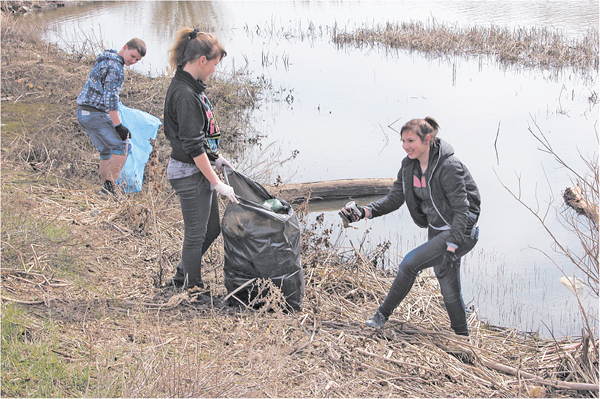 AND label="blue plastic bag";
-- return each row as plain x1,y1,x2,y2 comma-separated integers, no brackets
116,103,162,193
